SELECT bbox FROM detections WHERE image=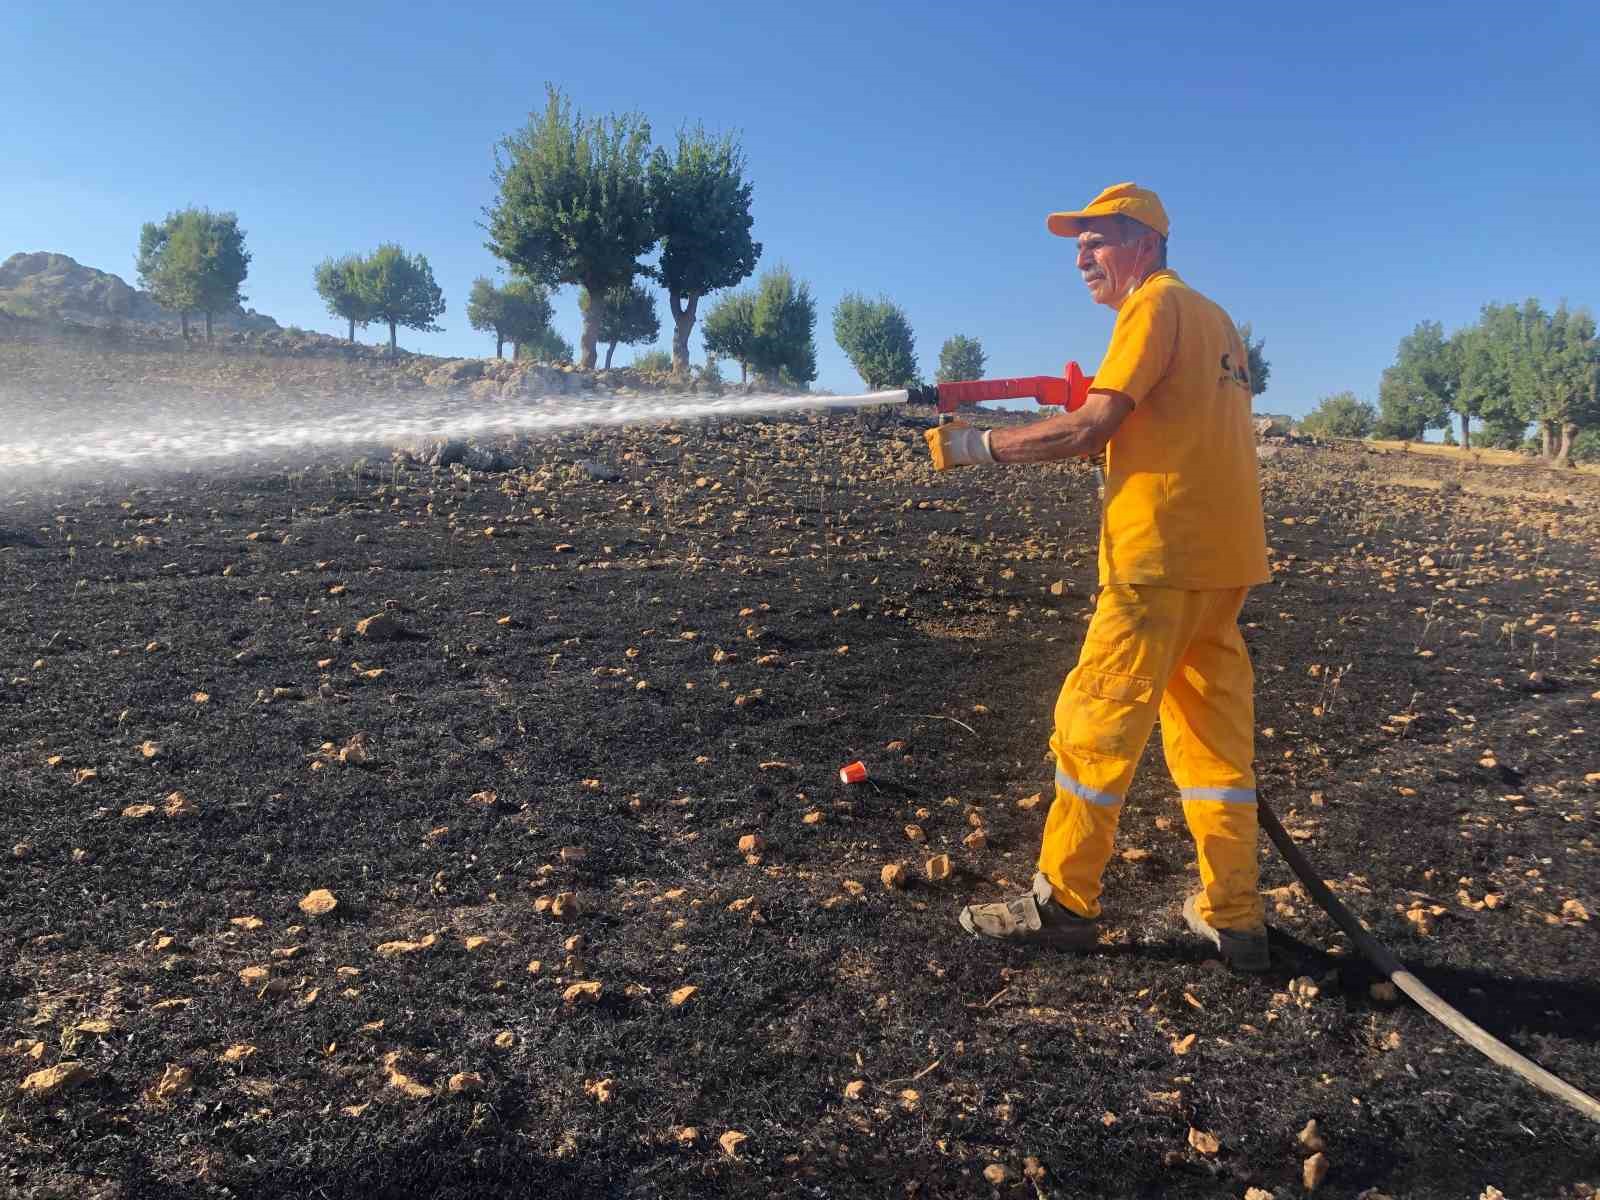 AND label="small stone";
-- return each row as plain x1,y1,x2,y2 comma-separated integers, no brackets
983,1164,1014,1185
880,862,908,890
354,612,399,641
1017,792,1043,810
668,985,698,1007
585,1077,615,1104
718,1130,748,1157
1298,1118,1326,1153
1304,1151,1330,1191
447,1071,485,1095
844,1080,866,1099
563,980,602,1006
163,790,197,818
18,1061,90,1097
122,803,157,819
903,823,926,843
1187,1126,1220,1156
220,1044,257,1064
925,854,951,881
737,833,764,854
298,889,337,917
147,1063,193,1103
552,891,581,920
559,845,587,863
238,965,271,988
962,828,988,850
374,933,437,956
1171,1033,1197,1055
676,1125,700,1144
